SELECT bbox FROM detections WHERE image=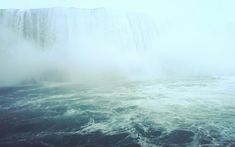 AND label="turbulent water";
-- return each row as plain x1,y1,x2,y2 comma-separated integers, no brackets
0,7,235,147
0,76,235,147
